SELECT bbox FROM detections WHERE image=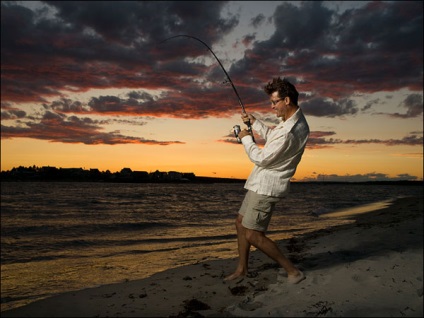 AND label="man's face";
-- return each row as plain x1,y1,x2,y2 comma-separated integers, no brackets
270,91,288,120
